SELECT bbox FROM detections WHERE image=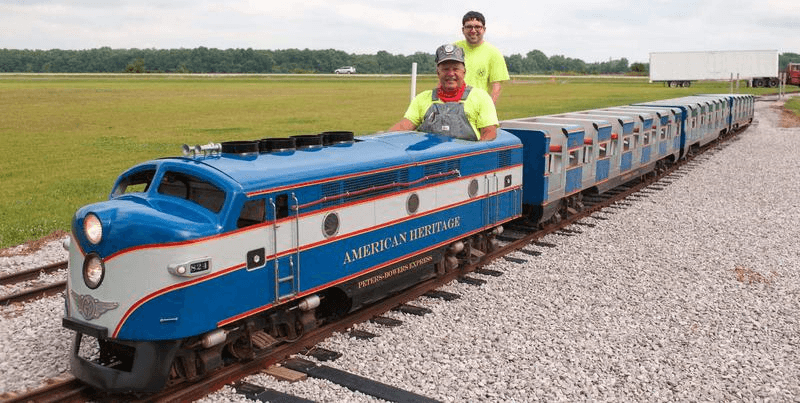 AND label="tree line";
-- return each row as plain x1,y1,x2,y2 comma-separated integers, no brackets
1,47,798,75
0,47,638,75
